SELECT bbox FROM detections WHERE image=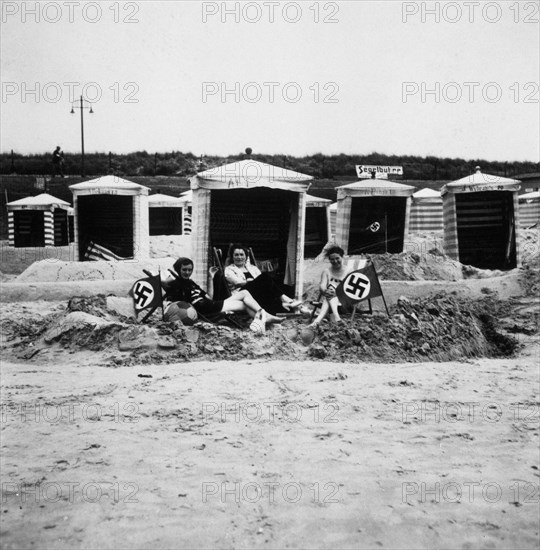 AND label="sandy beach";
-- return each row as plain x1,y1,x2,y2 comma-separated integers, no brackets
1,342,539,549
